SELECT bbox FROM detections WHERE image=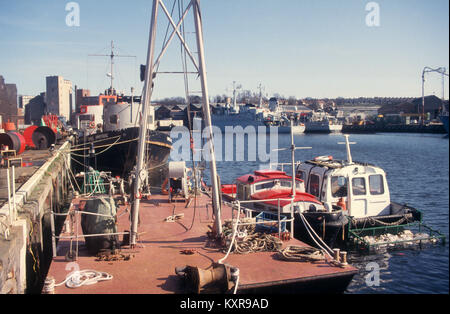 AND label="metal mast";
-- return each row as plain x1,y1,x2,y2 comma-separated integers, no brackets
89,40,136,93
258,83,264,108
192,0,223,236
130,0,160,246
130,0,224,245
